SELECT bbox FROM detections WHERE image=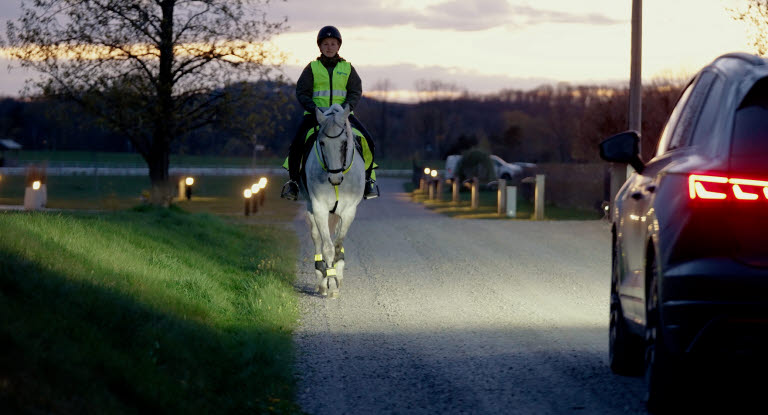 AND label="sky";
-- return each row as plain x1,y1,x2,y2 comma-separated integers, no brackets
0,0,758,101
